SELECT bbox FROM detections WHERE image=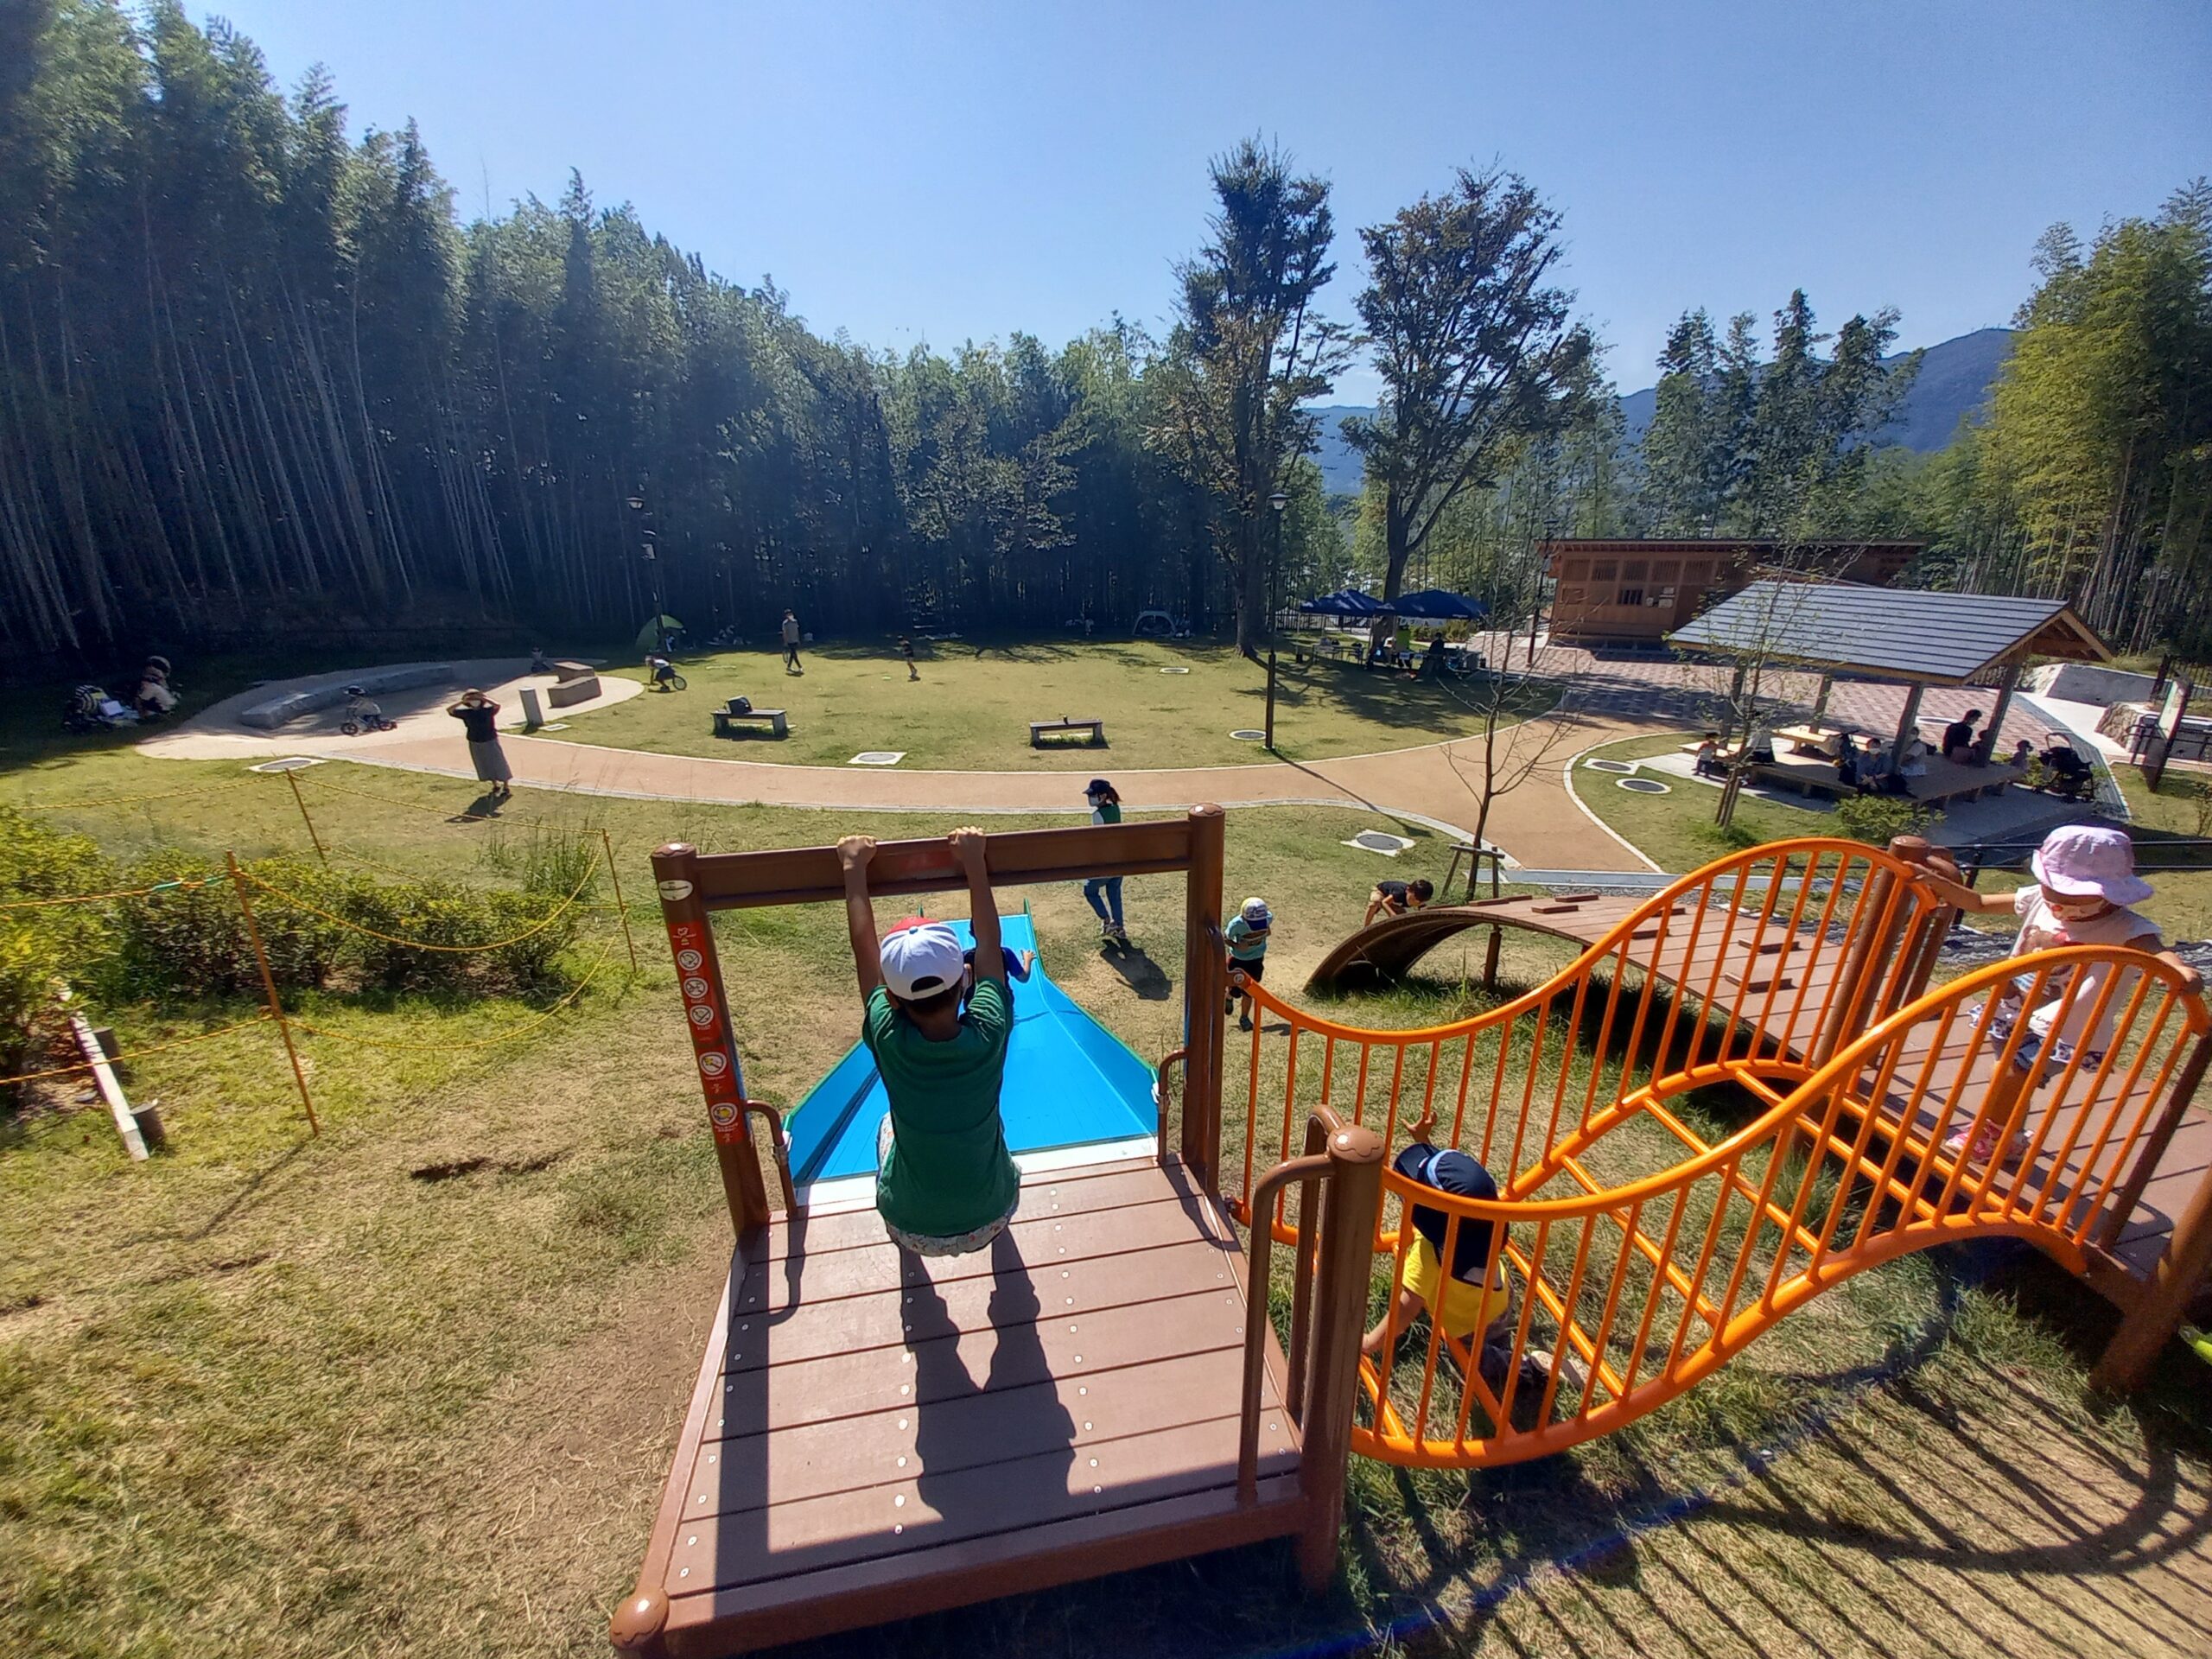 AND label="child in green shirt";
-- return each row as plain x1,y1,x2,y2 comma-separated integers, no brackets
840,828,1020,1255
